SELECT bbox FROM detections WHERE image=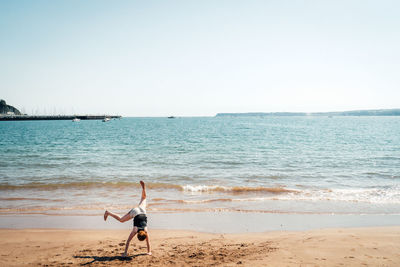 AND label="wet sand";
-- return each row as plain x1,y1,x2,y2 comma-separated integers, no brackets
1,227,399,266
2,212,400,232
